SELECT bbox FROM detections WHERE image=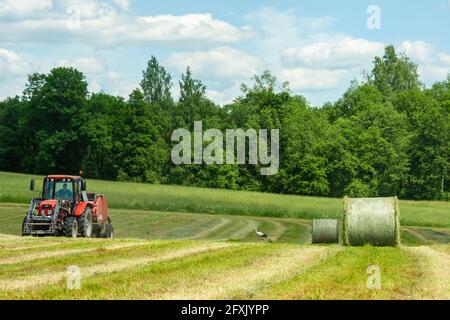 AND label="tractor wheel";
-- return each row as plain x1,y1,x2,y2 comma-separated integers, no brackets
21,217,30,236
105,217,114,239
64,216,78,238
78,207,93,238
92,226,102,238
55,229,65,237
